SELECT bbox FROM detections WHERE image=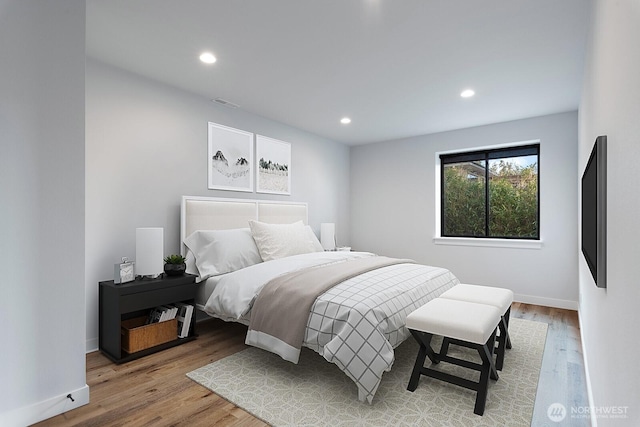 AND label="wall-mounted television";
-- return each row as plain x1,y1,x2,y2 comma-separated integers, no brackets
581,135,607,288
